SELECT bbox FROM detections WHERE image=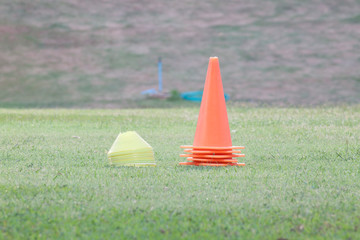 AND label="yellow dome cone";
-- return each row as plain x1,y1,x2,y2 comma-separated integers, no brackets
108,131,156,167
108,131,152,154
